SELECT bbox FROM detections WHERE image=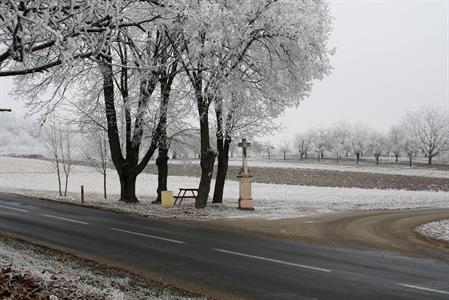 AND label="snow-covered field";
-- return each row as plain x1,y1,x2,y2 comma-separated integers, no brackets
231,159,449,179
1,157,448,220
174,158,449,178
416,220,449,244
